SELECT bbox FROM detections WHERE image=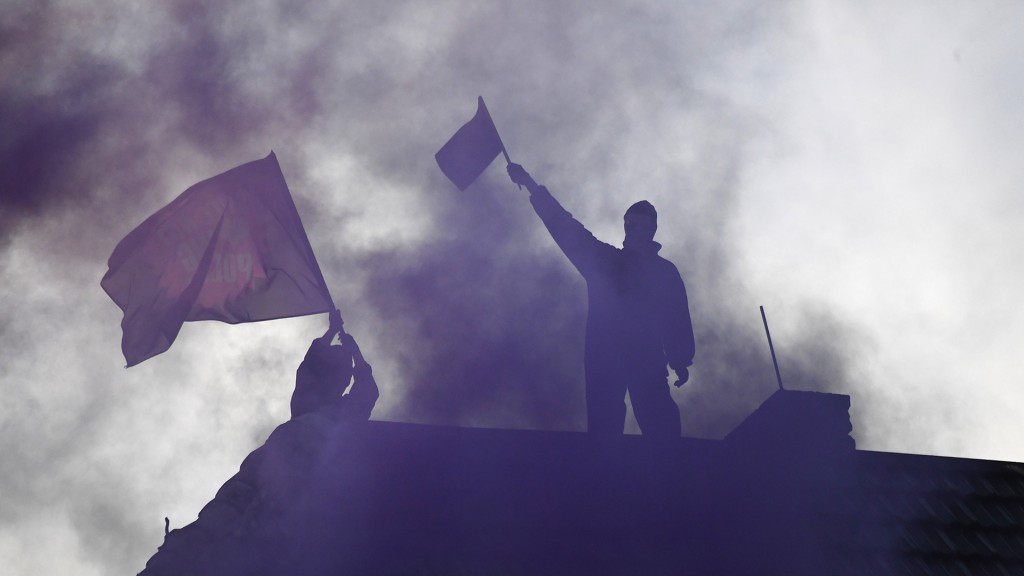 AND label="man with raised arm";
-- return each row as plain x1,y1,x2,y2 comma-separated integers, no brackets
508,163,695,437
